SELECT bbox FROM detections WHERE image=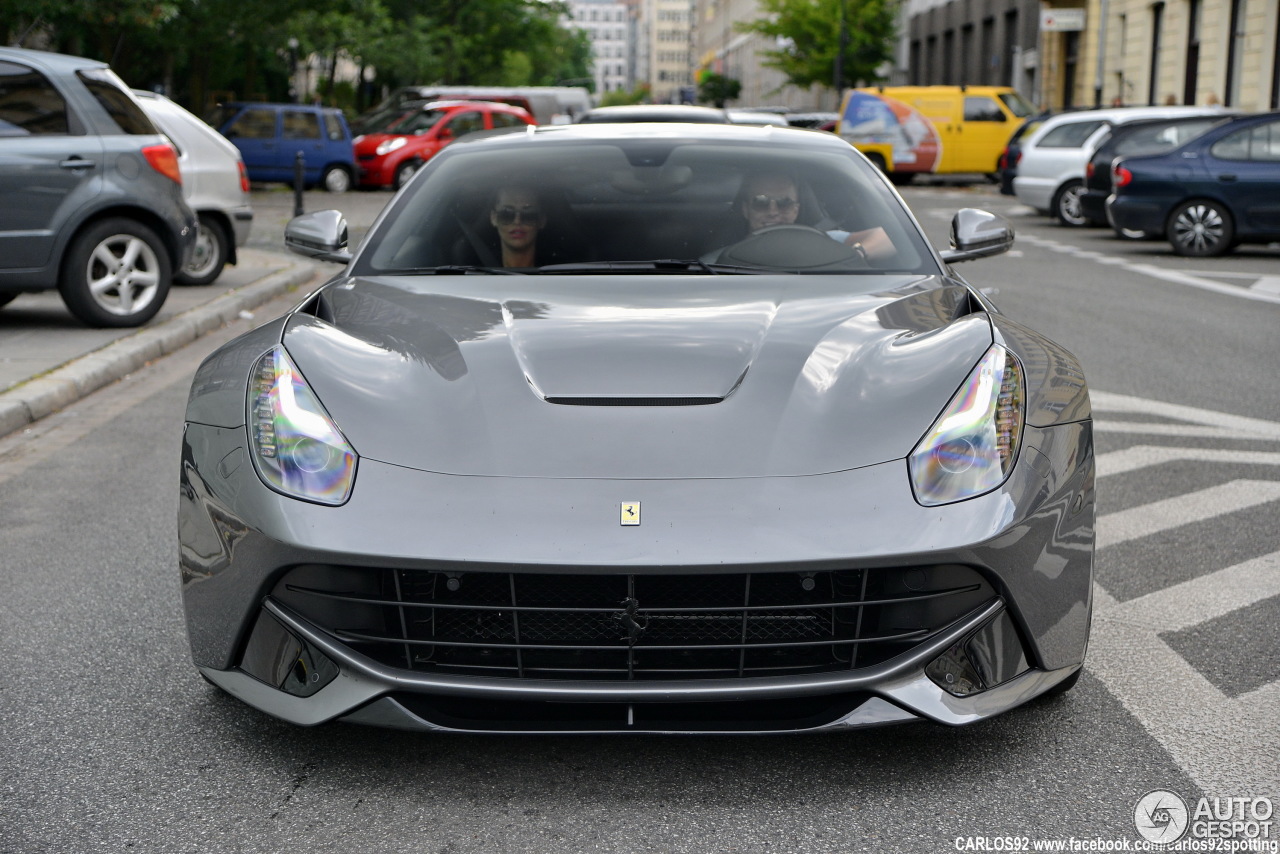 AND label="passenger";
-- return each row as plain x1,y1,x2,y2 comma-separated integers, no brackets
489,185,546,267
736,172,895,260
